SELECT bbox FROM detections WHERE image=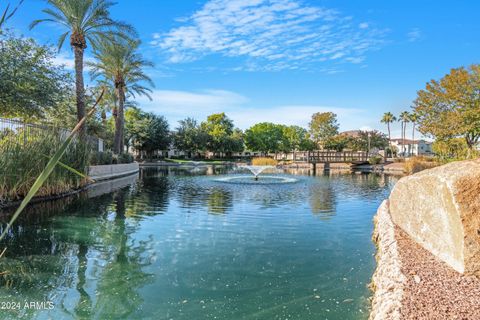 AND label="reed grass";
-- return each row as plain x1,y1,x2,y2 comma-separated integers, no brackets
0,89,104,241
0,128,90,203
251,157,278,166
